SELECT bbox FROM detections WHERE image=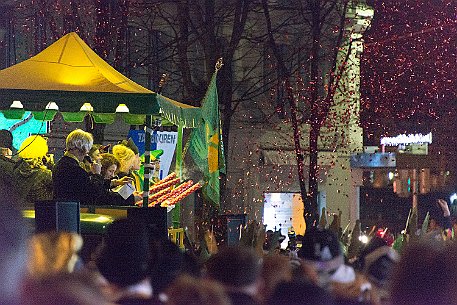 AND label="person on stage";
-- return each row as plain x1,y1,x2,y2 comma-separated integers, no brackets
52,129,106,205
112,141,142,205
0,129,17,192
100,153,120,181
13,135,53,208
99,153,133,188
